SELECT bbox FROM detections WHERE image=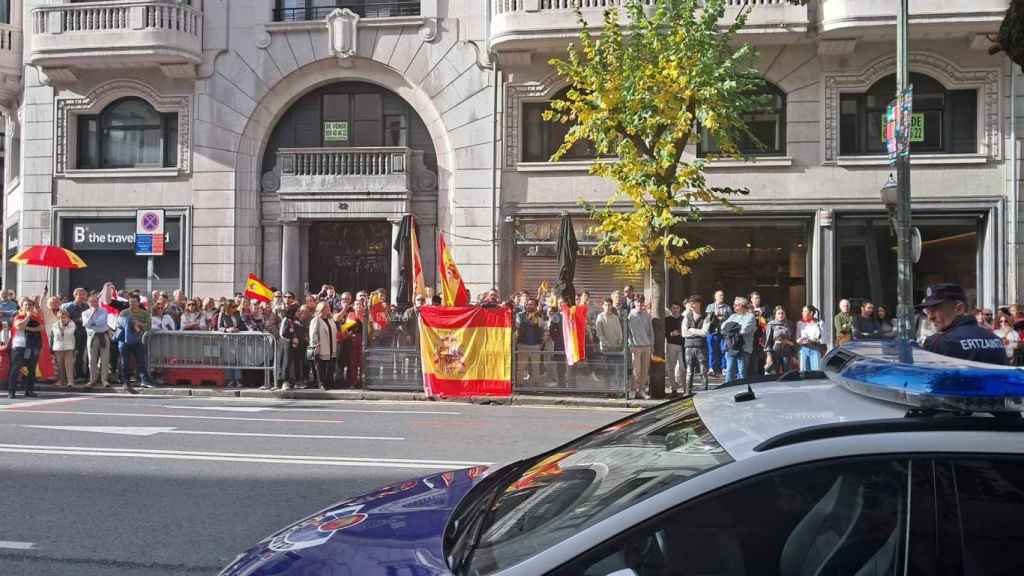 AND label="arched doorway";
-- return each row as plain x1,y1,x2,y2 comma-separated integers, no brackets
261,80,438,297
